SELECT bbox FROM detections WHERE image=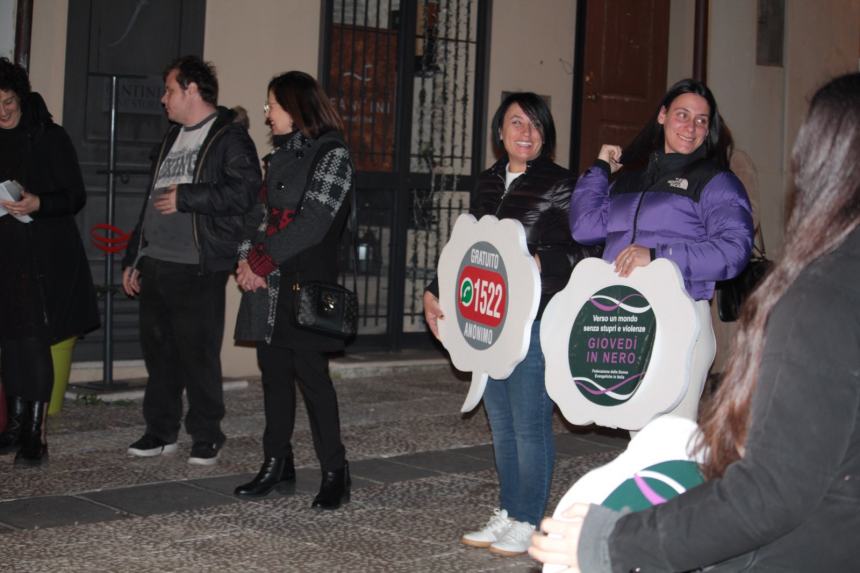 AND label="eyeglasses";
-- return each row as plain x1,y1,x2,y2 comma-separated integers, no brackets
264,102,276,114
